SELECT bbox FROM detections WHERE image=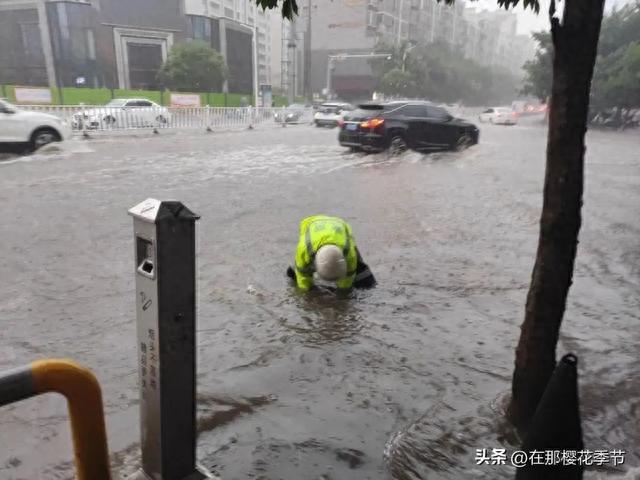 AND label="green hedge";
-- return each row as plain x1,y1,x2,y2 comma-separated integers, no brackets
57,87,112,105
0,85,266,107
273,95,288,107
